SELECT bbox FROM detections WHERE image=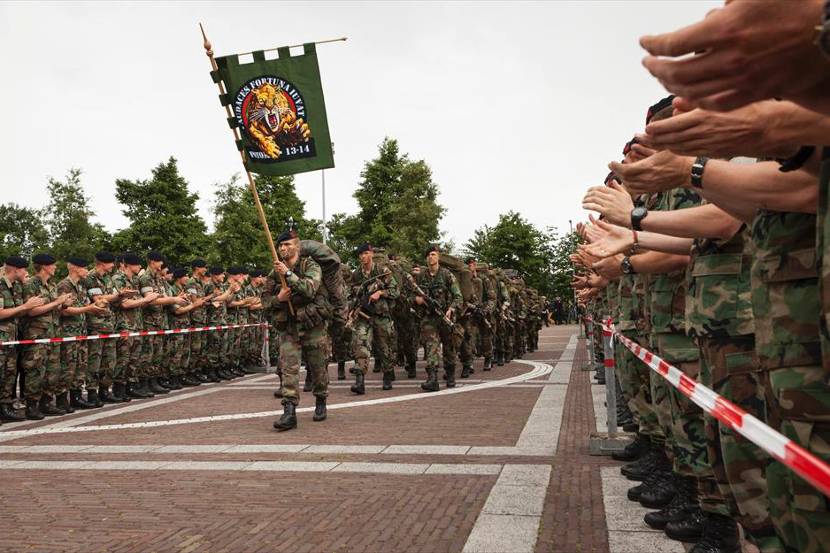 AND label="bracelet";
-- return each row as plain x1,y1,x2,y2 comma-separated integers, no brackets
630,229,639,255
